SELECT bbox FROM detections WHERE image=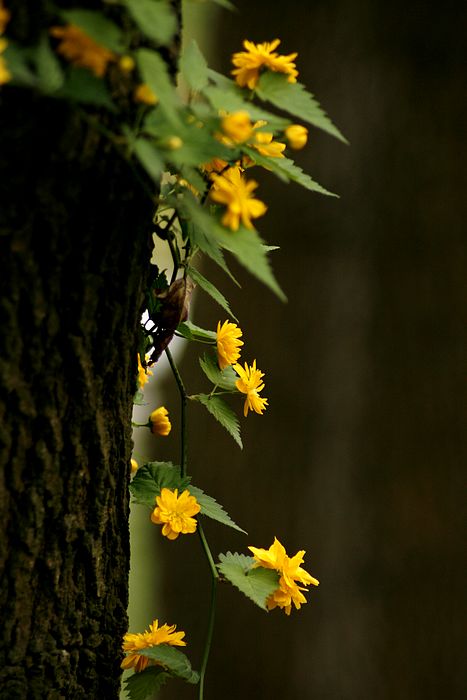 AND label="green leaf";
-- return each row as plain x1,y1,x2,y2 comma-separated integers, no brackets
124,666,169,700
179,167,207,197
124,0,177,45
61,10,124,52
58,68,115,109
36,34,64,93
176,320,216,343
214,225,286,302
209,0,236,9
180,39,208,92
242,147,337,197
137,49,182,127
176,198,236,282
256,72,348,143
203,82,291,130
187,266,237,320
217,552,279,609
195,393,242,448
134,138,165,181
130,462,190,508
3,42,37,86
138,645,199,683
189,485,246,533
199,352,238,391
